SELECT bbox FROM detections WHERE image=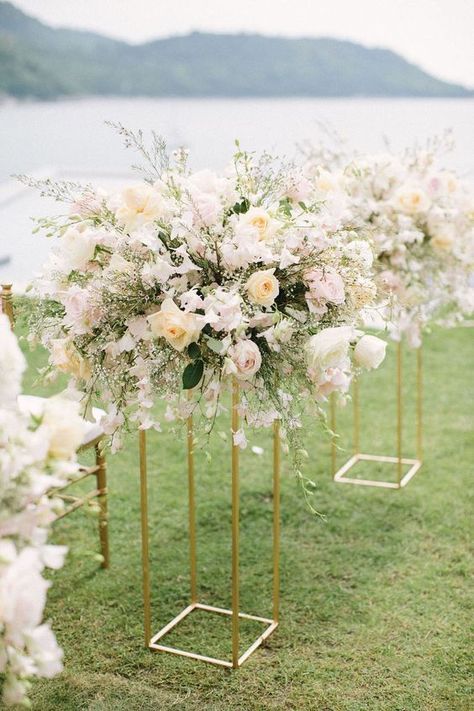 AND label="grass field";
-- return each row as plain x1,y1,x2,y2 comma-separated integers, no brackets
17,324,474,711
